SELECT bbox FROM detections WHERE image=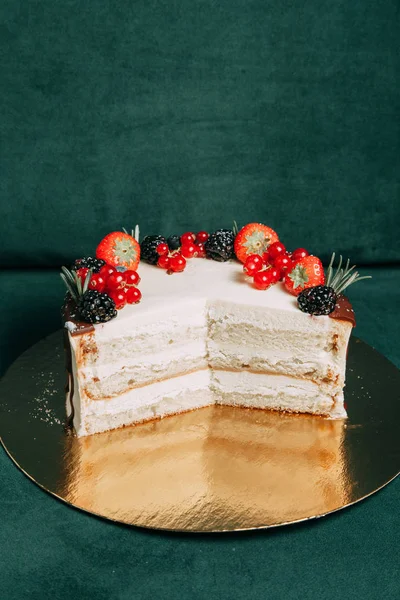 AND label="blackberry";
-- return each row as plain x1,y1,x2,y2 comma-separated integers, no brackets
295,253,372,317
78,290,117,324
72,256,106,273
298,285,337,316
140,235,167,265
167,235,181,251
204,229,235,262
